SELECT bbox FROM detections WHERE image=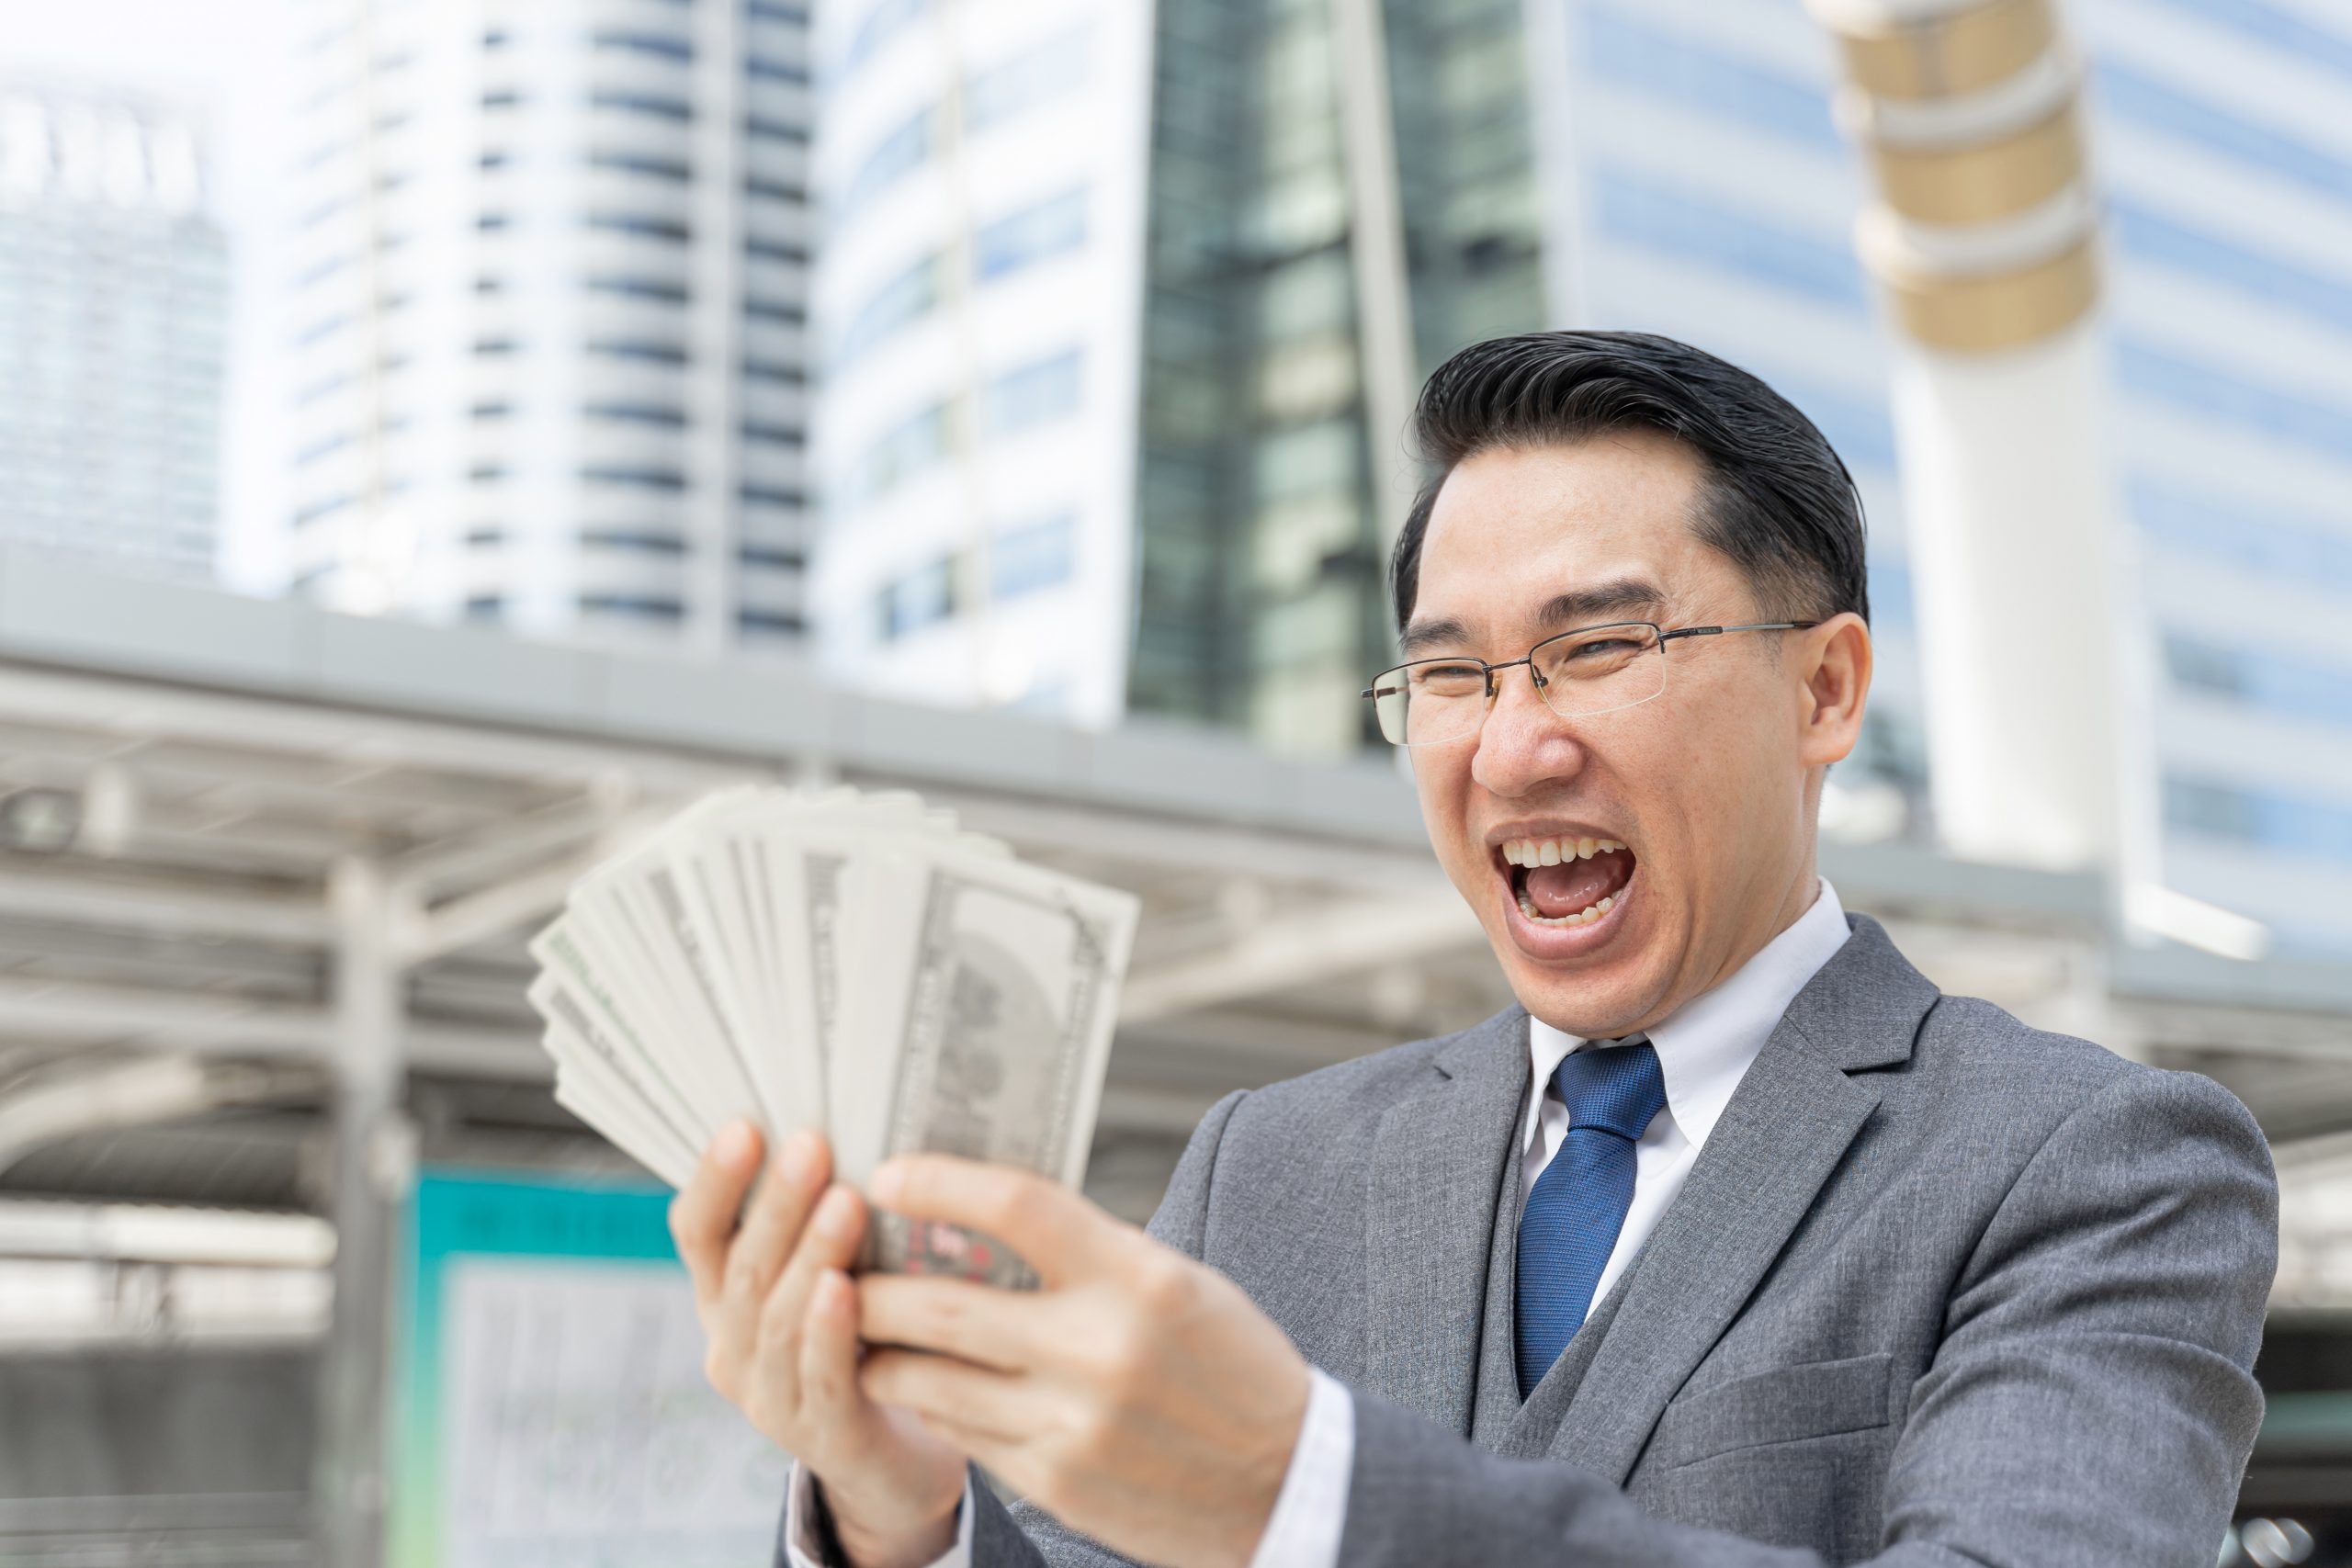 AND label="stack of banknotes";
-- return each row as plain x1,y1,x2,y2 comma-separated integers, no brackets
526,784,1140,1284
